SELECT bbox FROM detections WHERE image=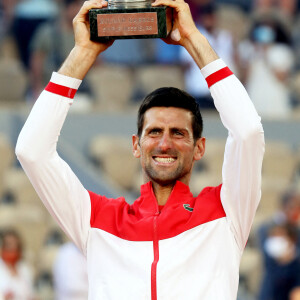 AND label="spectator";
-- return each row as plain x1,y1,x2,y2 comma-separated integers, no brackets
0,0,18,43
253,0,298,18
257,190,300,300
12,0,58,69
179,2,237,109
29,0,83,99
258,223,300,300
238,14,294,119
53,242,88,300
258,190,300,250
0,229,34,300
